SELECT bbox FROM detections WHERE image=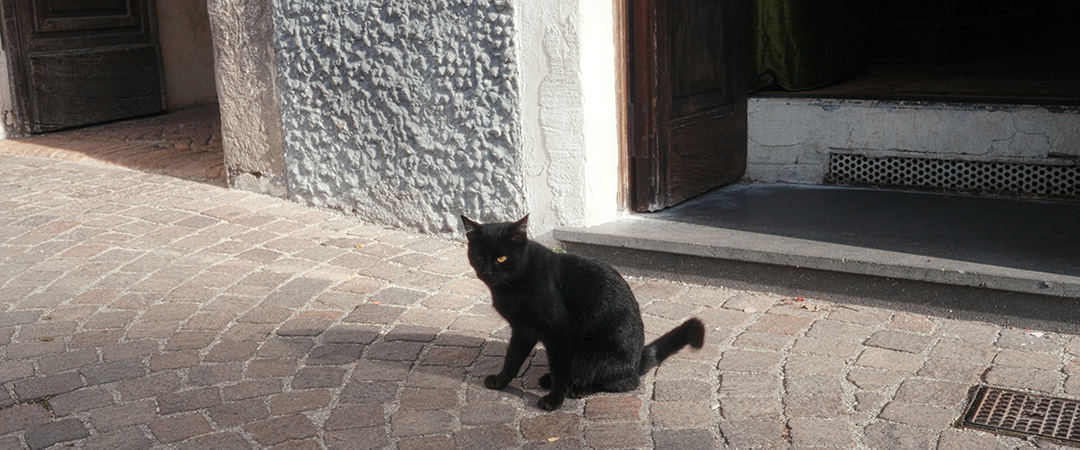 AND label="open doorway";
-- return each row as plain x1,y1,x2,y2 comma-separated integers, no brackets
0,0,222,181
751,0,1080,105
